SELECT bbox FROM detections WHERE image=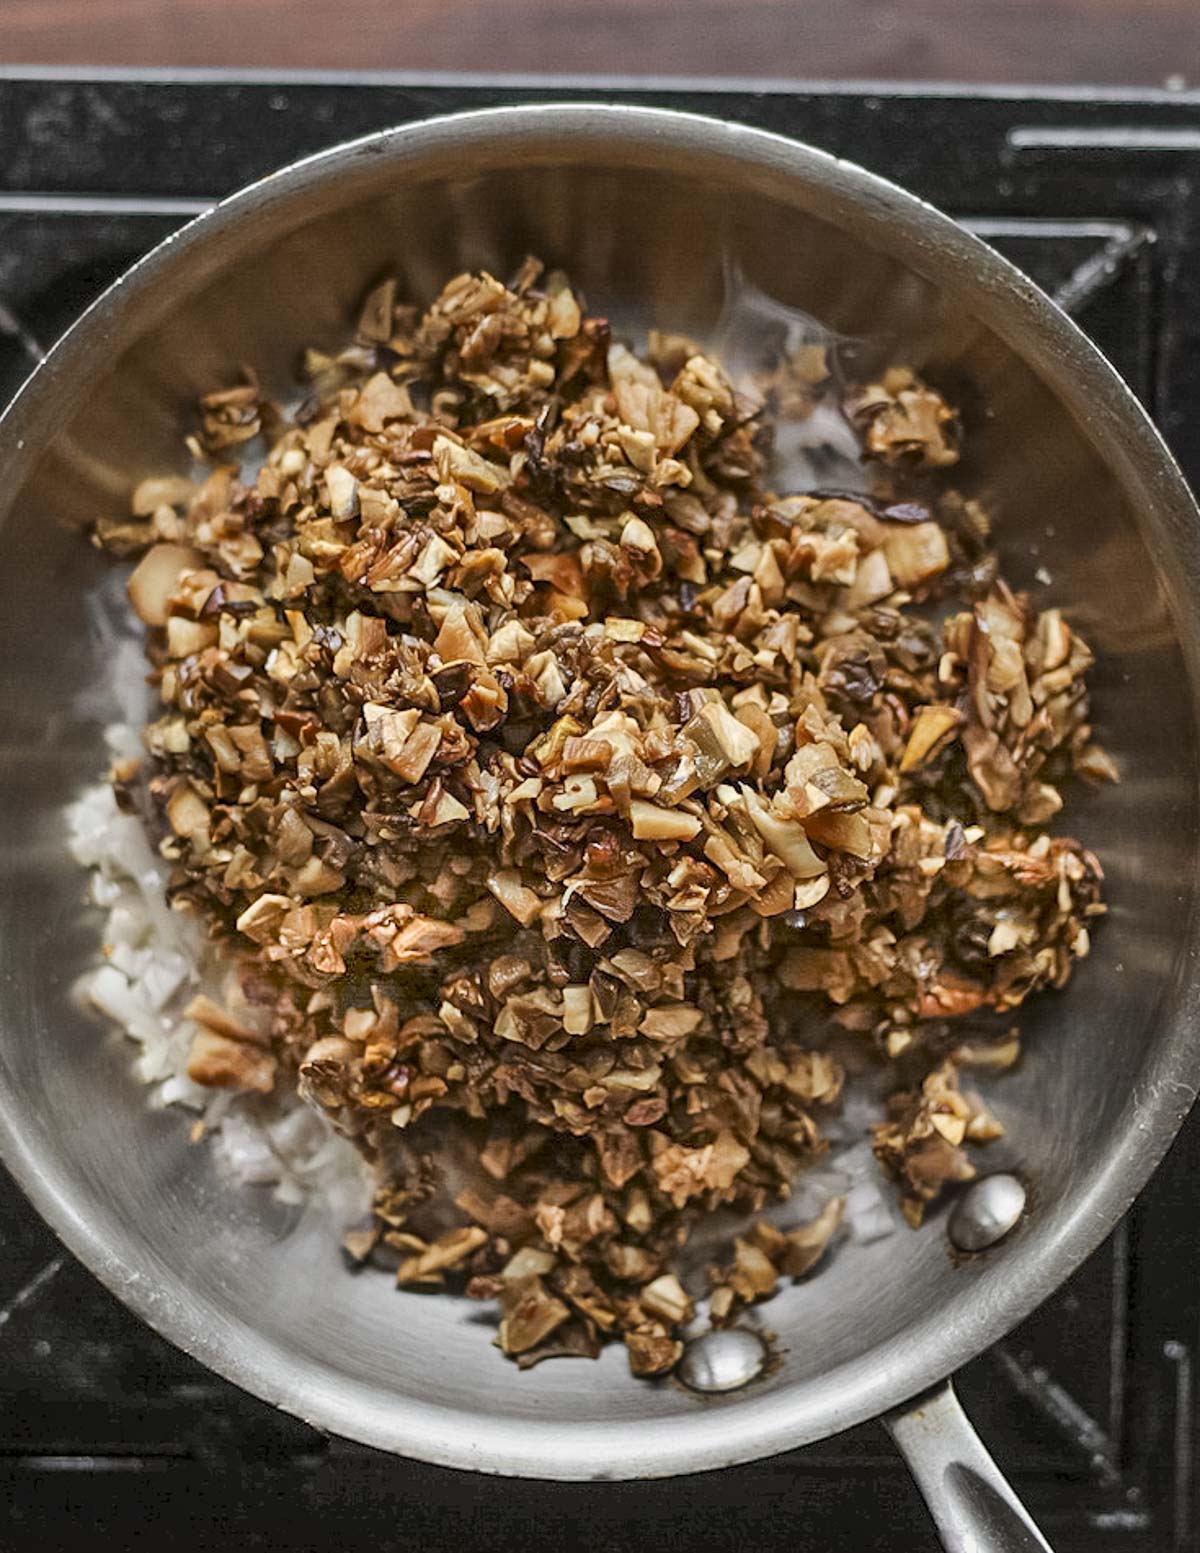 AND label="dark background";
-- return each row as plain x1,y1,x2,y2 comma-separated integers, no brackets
0,0,1197,87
